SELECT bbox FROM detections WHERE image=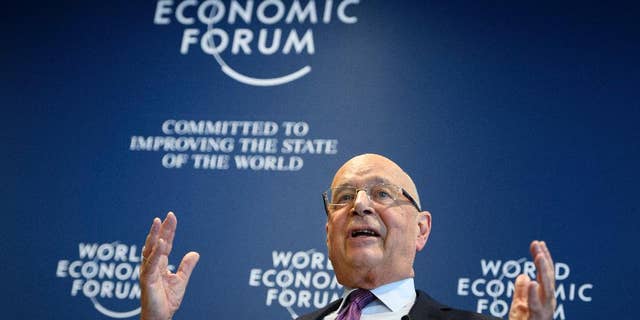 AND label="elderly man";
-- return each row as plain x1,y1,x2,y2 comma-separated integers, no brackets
140,154,556,320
